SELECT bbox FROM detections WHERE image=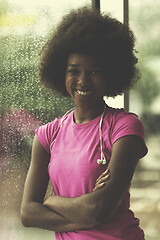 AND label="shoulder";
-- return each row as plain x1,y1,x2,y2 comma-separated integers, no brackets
104,106,148,157
34,116,63,152
34,112,72,153
105,106,143,132
105,105,138,120
114,108,144,134
35,118,60,140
